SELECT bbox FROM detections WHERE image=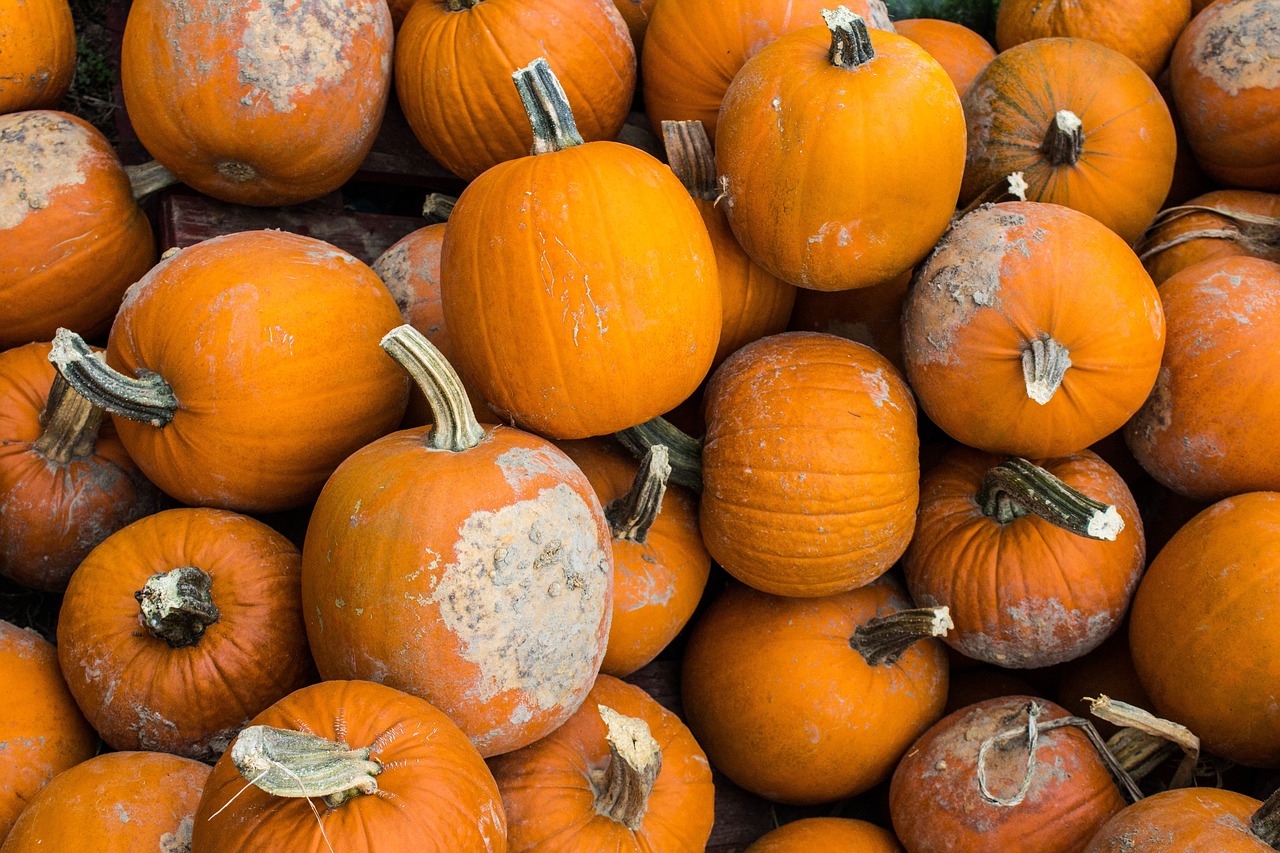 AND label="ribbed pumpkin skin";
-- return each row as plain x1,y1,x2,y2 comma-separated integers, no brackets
716,23,966,291
0,0,75,114
995,0,1191,77
1085,788,1269,852
301,429,613,757
0,111,155,349
0,620,98,842
1129,492,1280,767
395,0,635,182
960,38,1177,244
893,18,995,96
488,674,715,852
1142,190,1280,284
903,447,1145,668
902,202,1165,459
120,0,392,206
105,230,409,512
440,141,721,440
1125,257,1280,501
744,817,904,852
193,680,508,853
701,332,918,597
